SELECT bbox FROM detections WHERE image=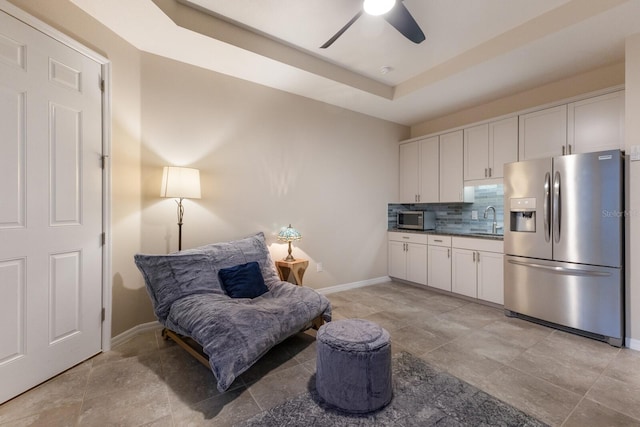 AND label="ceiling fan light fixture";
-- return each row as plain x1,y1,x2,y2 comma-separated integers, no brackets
363,0,396,16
